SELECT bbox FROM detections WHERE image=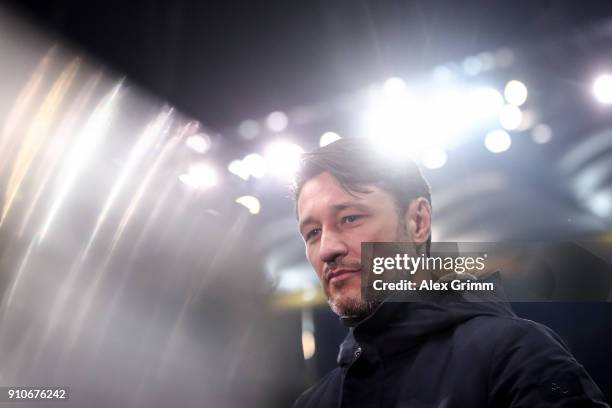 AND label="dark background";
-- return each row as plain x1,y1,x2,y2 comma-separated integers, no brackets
7,0,612,130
